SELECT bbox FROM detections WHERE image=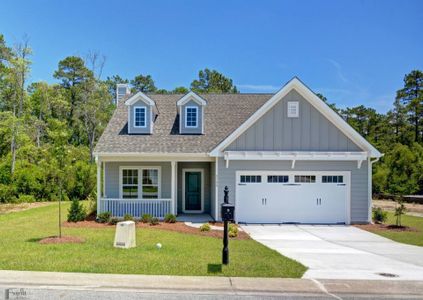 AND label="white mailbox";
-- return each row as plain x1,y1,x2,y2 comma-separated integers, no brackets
114,221,136,249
